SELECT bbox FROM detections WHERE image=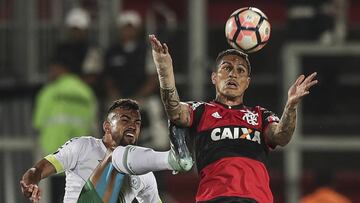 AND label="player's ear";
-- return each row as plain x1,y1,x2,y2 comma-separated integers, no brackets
211,72,217,84
245,76,251,89
103,121,111,133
